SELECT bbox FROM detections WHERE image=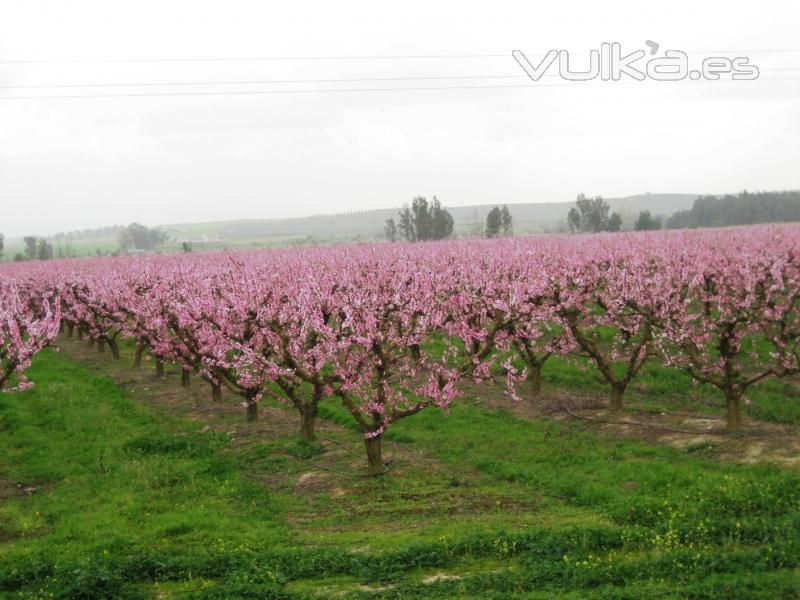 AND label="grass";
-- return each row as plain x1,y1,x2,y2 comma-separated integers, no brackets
535,352,800,426
0,344,799,598
2,237,122,260
1,234,376,262
424,329,800,427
